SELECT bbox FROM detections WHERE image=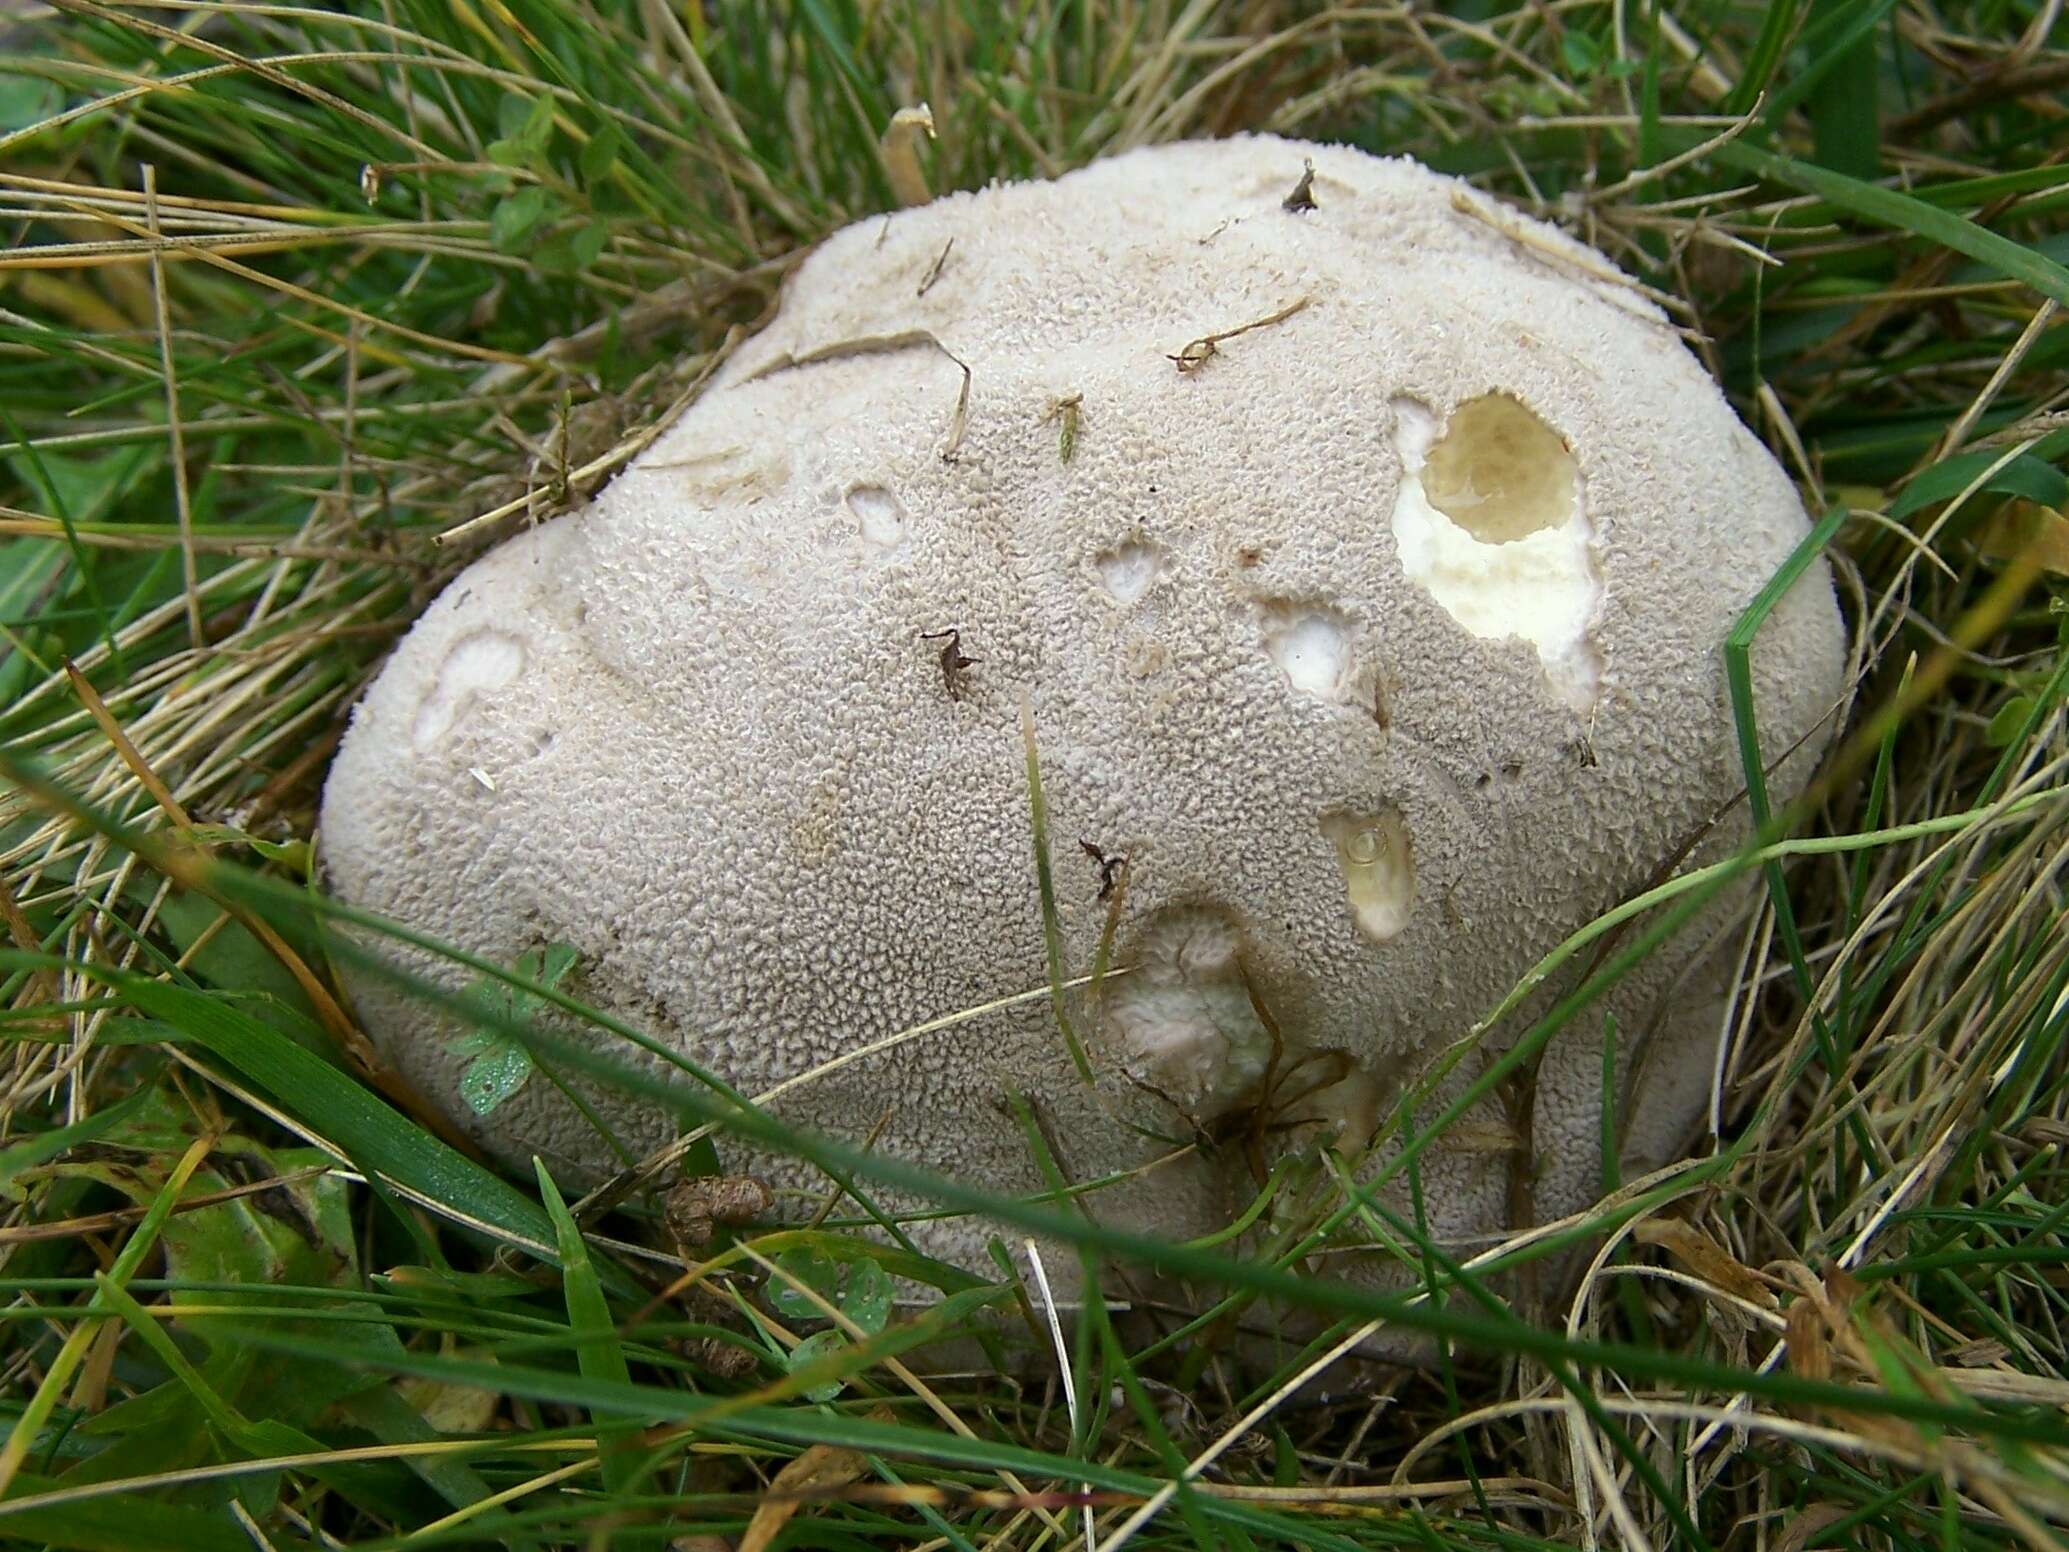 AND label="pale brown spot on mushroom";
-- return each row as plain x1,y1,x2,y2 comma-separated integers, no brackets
1320,808,1415,942
1421,393,1577,543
